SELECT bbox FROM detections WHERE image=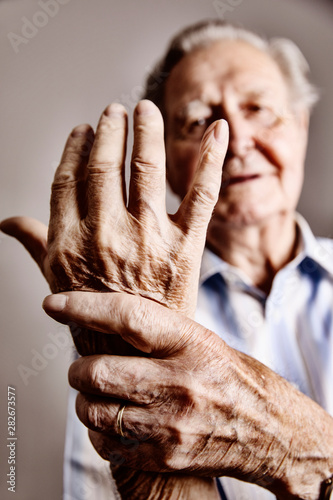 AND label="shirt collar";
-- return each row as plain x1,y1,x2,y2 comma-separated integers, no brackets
294,213,333,276
199,213,333,286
